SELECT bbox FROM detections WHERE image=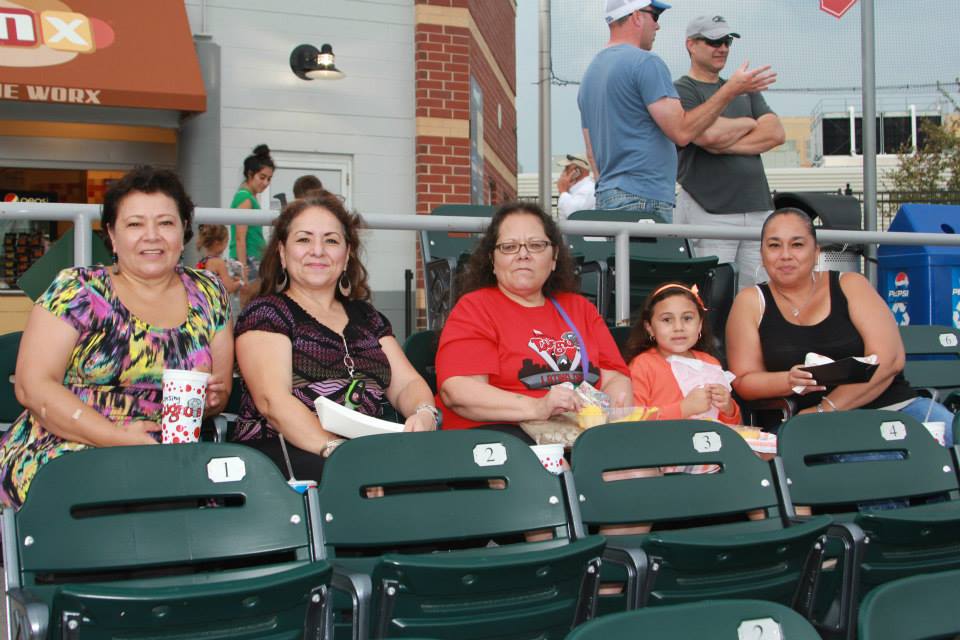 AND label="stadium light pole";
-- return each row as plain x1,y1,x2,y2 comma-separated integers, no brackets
861,0,878,284
538,0,552,211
